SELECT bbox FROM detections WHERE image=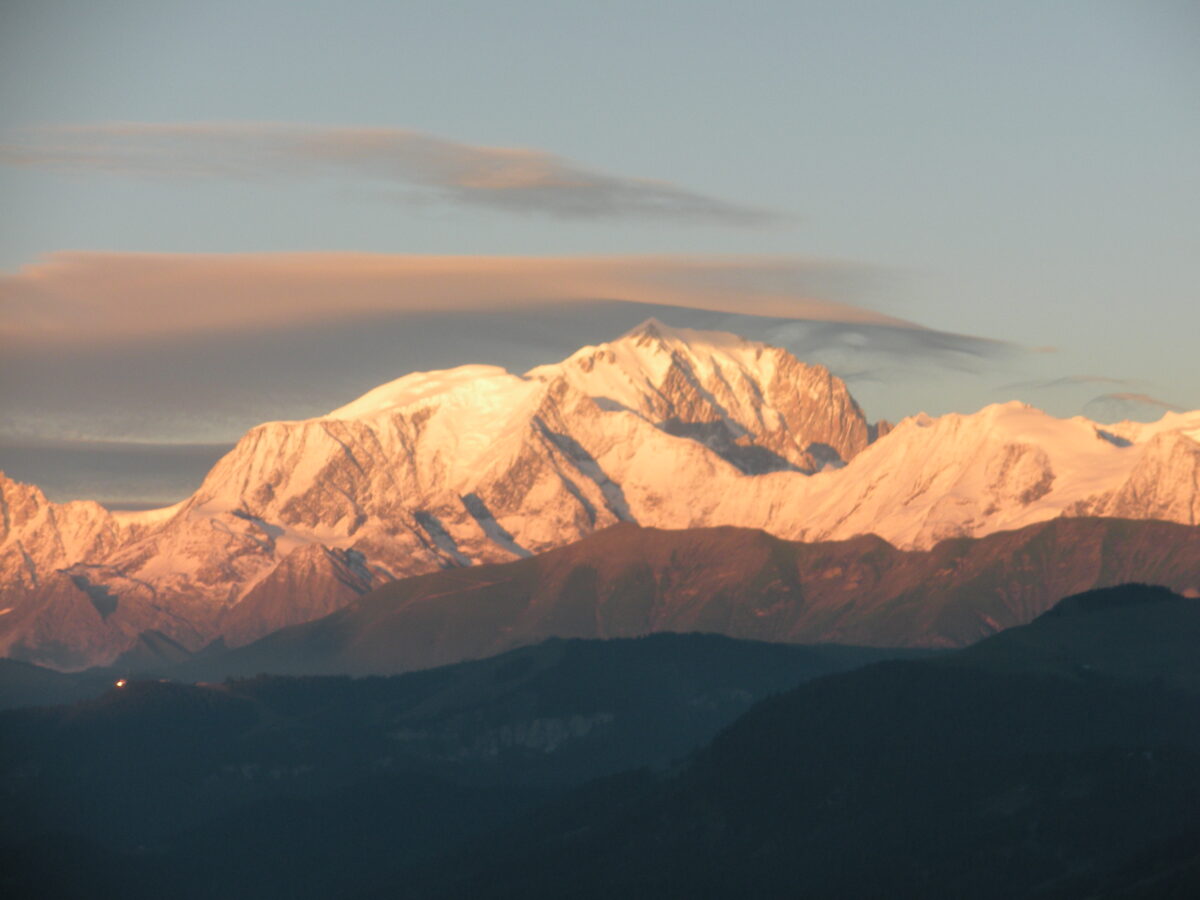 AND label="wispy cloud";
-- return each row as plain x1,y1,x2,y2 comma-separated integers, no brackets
0,435,231,507
998,374,1140,392
1086,392,1184,413
758,318,1010,376
1082,392,1186,423
0,122,782,225
0,251,917,347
